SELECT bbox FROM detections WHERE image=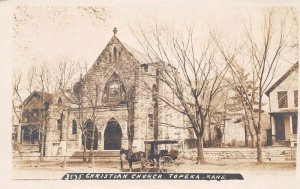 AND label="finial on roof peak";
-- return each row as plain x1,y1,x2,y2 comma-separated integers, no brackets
113,27,117,36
